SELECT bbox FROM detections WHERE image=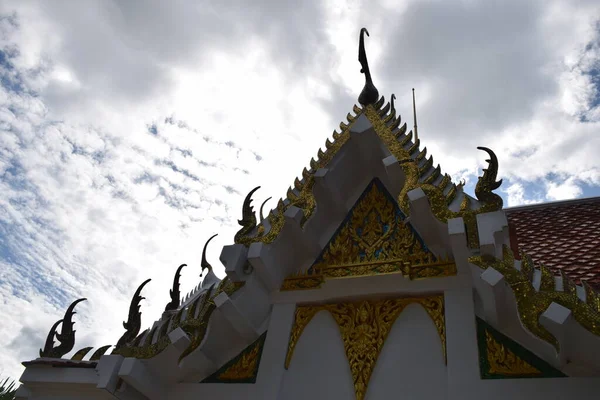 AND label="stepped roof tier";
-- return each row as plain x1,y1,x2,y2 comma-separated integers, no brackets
15,28,600,400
